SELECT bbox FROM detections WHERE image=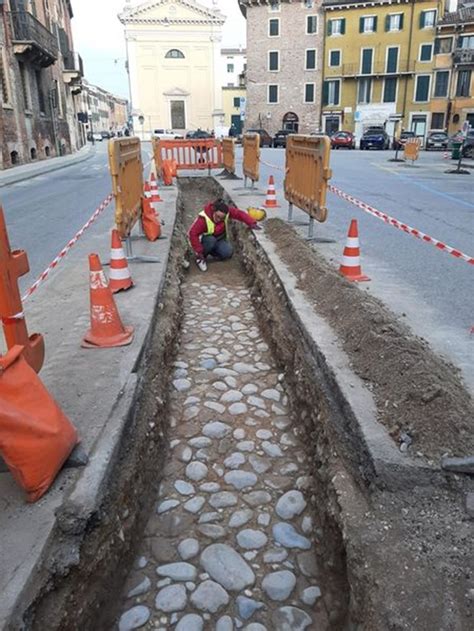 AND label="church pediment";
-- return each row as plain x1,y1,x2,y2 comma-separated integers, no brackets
119,0,225,25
